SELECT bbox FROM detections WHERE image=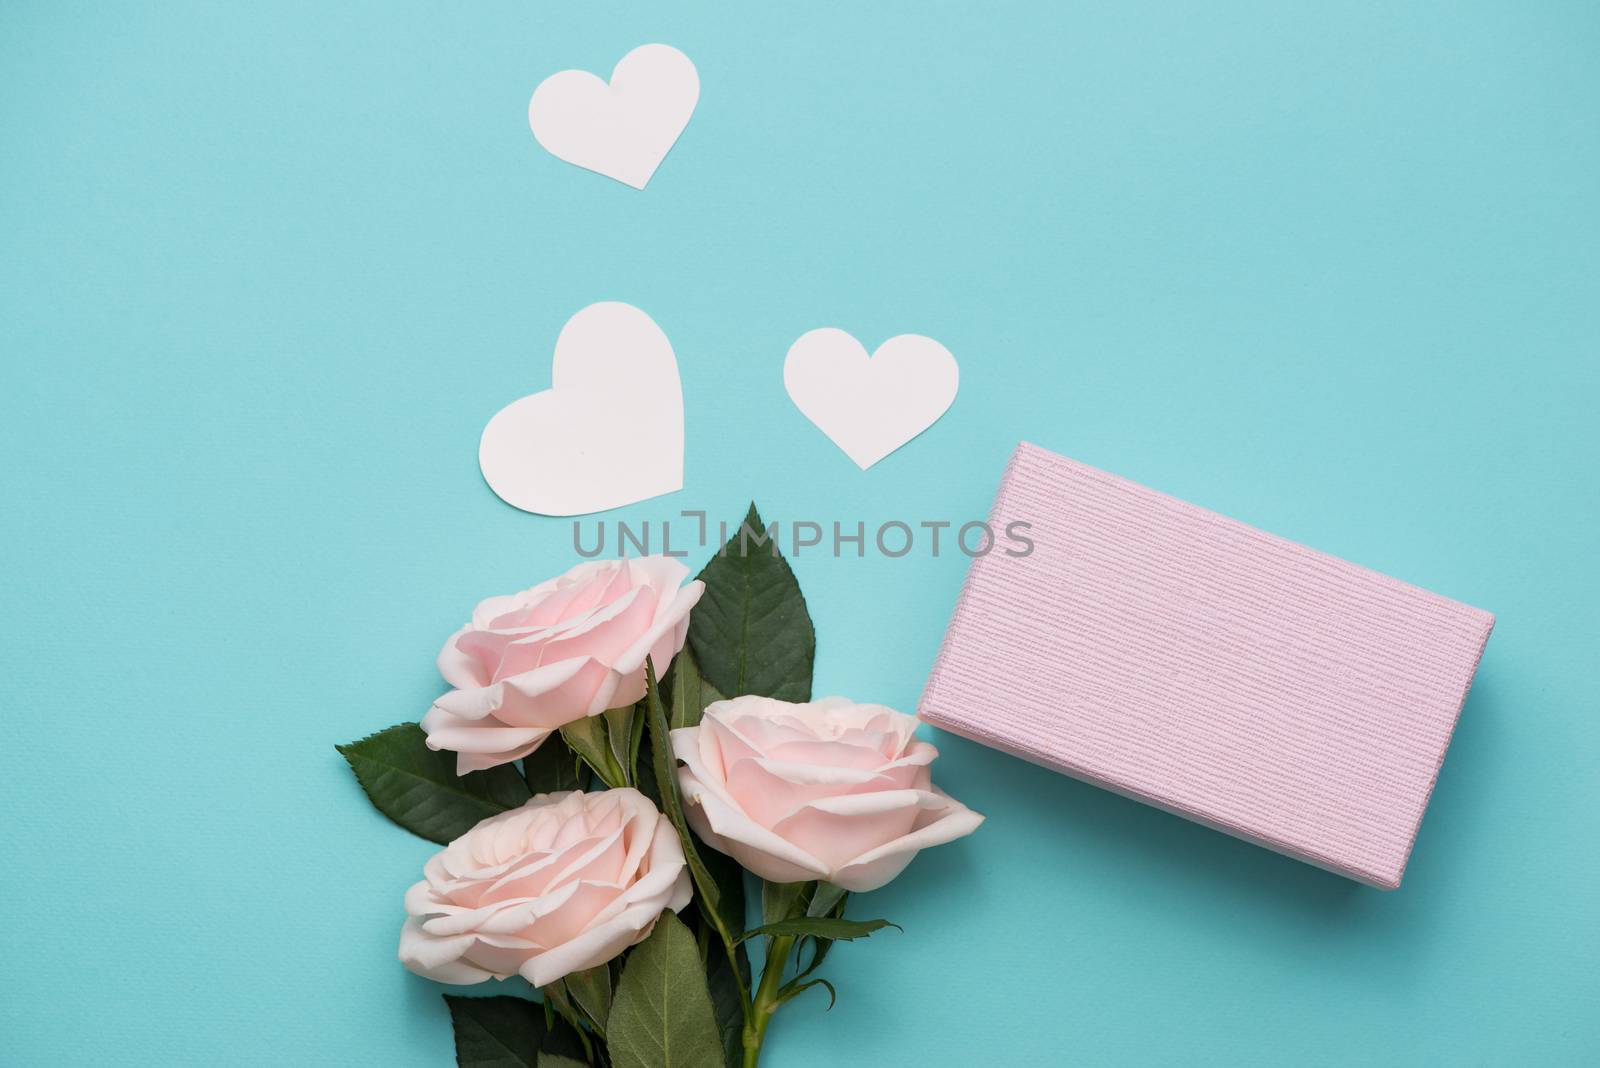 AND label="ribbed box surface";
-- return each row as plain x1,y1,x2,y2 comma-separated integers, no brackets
919,443,1493,888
